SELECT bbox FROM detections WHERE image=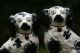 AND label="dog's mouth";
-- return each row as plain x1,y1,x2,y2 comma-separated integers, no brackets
51,15,65,27
18,23,32,35
51,21,65,27
54,15,64,22
19,30,32,35
19,28,32,35
51,19,65,27
21,23,31,31
18,30,32,40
